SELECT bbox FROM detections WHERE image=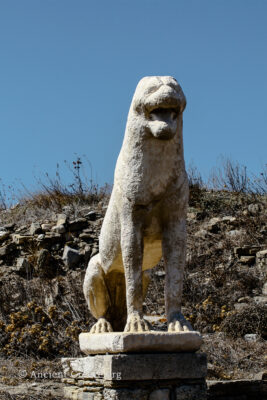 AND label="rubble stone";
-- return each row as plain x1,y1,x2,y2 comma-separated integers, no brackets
41,223,53,231
12,234,32,244
16,257,31,273
0,243,15,258
244,334,259,342
69,218,88,232
62,245,81,268
262,282,267,296
239,256,255,265
57,213,68,226
0,229,9,242
52,224,66,234
86,211,97,221
29,222,42,235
